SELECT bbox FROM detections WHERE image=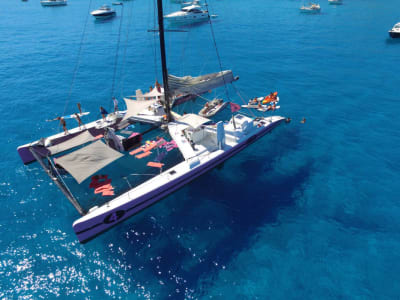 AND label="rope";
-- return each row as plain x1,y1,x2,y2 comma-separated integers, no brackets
153,0,158,77
204,0,230,102
120,0,136,99
47,156,77,202
60,0,93,129
109,3,125,111
231,83,256,117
